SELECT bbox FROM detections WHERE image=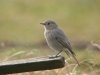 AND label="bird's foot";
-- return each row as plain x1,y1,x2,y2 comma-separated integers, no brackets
48,54,61,58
